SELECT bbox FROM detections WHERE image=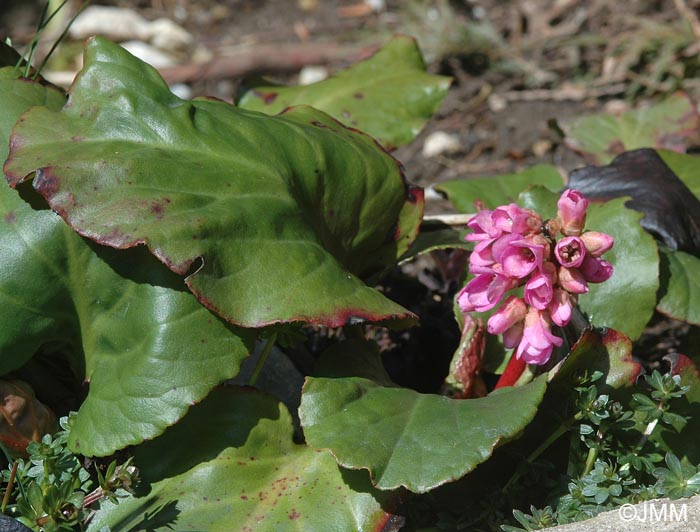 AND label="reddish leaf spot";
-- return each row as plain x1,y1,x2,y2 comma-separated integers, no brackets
254,91,278,104
353,92,364,99
34,167,61,195
288,509,300,520
4,212,16,224
669,354,699,376
407,185,424,204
